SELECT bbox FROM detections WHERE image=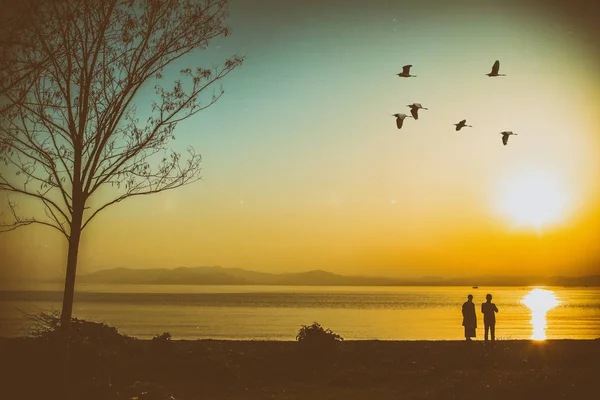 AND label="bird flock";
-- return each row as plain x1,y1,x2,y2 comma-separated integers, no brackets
393,60,518,146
